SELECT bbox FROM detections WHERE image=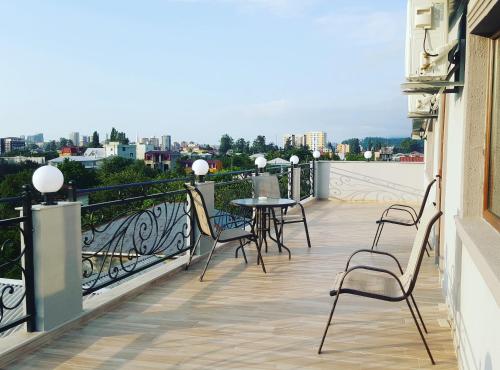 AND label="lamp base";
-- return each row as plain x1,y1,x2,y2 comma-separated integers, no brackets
41,193,58,206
